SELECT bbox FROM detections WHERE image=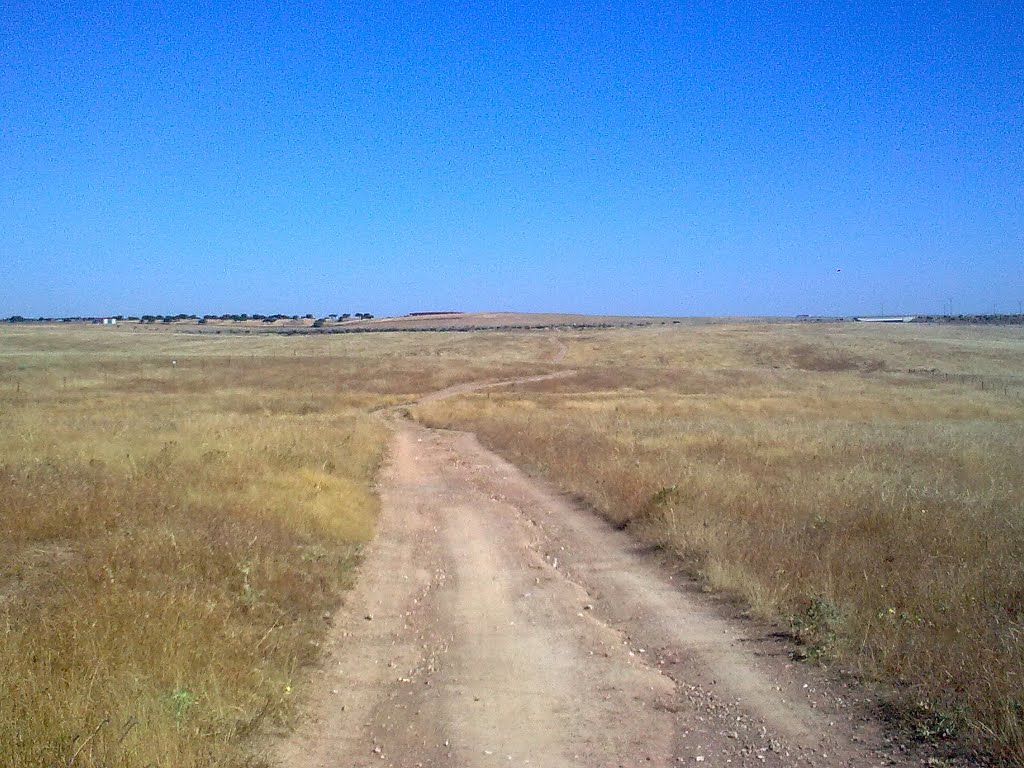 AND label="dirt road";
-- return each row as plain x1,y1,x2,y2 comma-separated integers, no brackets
274,377,922,768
